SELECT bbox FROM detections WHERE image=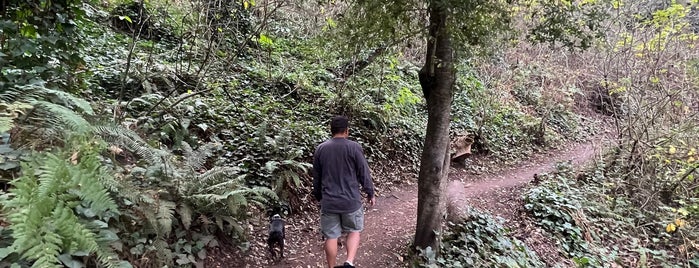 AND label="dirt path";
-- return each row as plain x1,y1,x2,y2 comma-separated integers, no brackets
224,139,602,267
